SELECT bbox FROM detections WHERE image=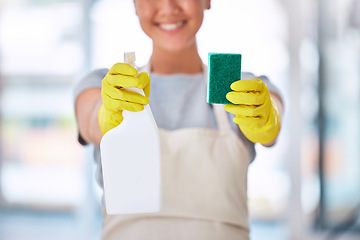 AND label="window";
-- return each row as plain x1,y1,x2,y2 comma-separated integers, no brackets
0,0,86,212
